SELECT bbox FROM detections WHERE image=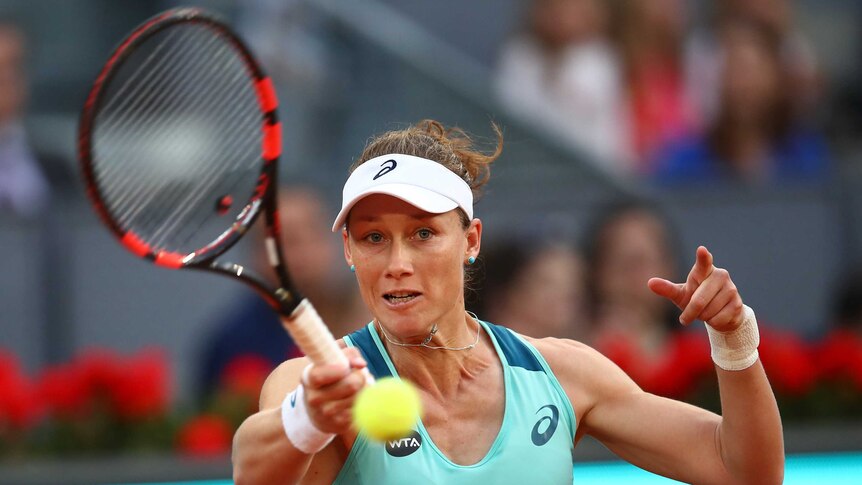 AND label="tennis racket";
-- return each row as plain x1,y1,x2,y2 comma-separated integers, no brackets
77,8,346,370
